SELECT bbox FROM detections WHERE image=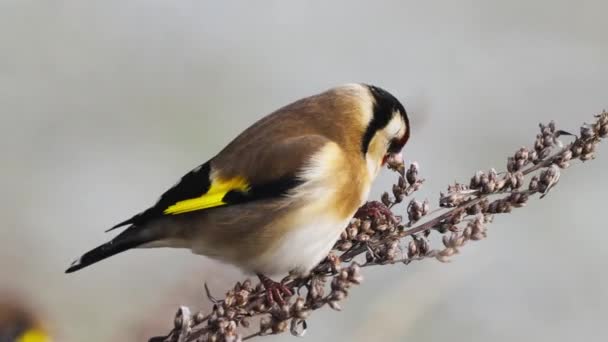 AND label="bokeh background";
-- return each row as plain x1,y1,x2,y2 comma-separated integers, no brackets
1,1,607,341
